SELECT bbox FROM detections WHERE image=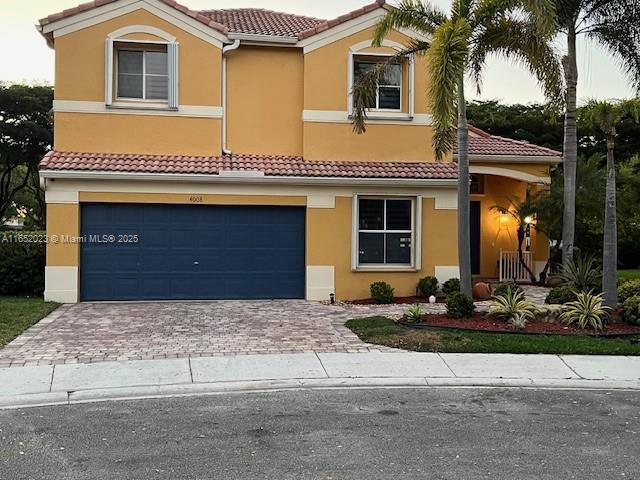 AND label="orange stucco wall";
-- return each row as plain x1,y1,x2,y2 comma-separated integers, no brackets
54,9,221,105
226,46,304,156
